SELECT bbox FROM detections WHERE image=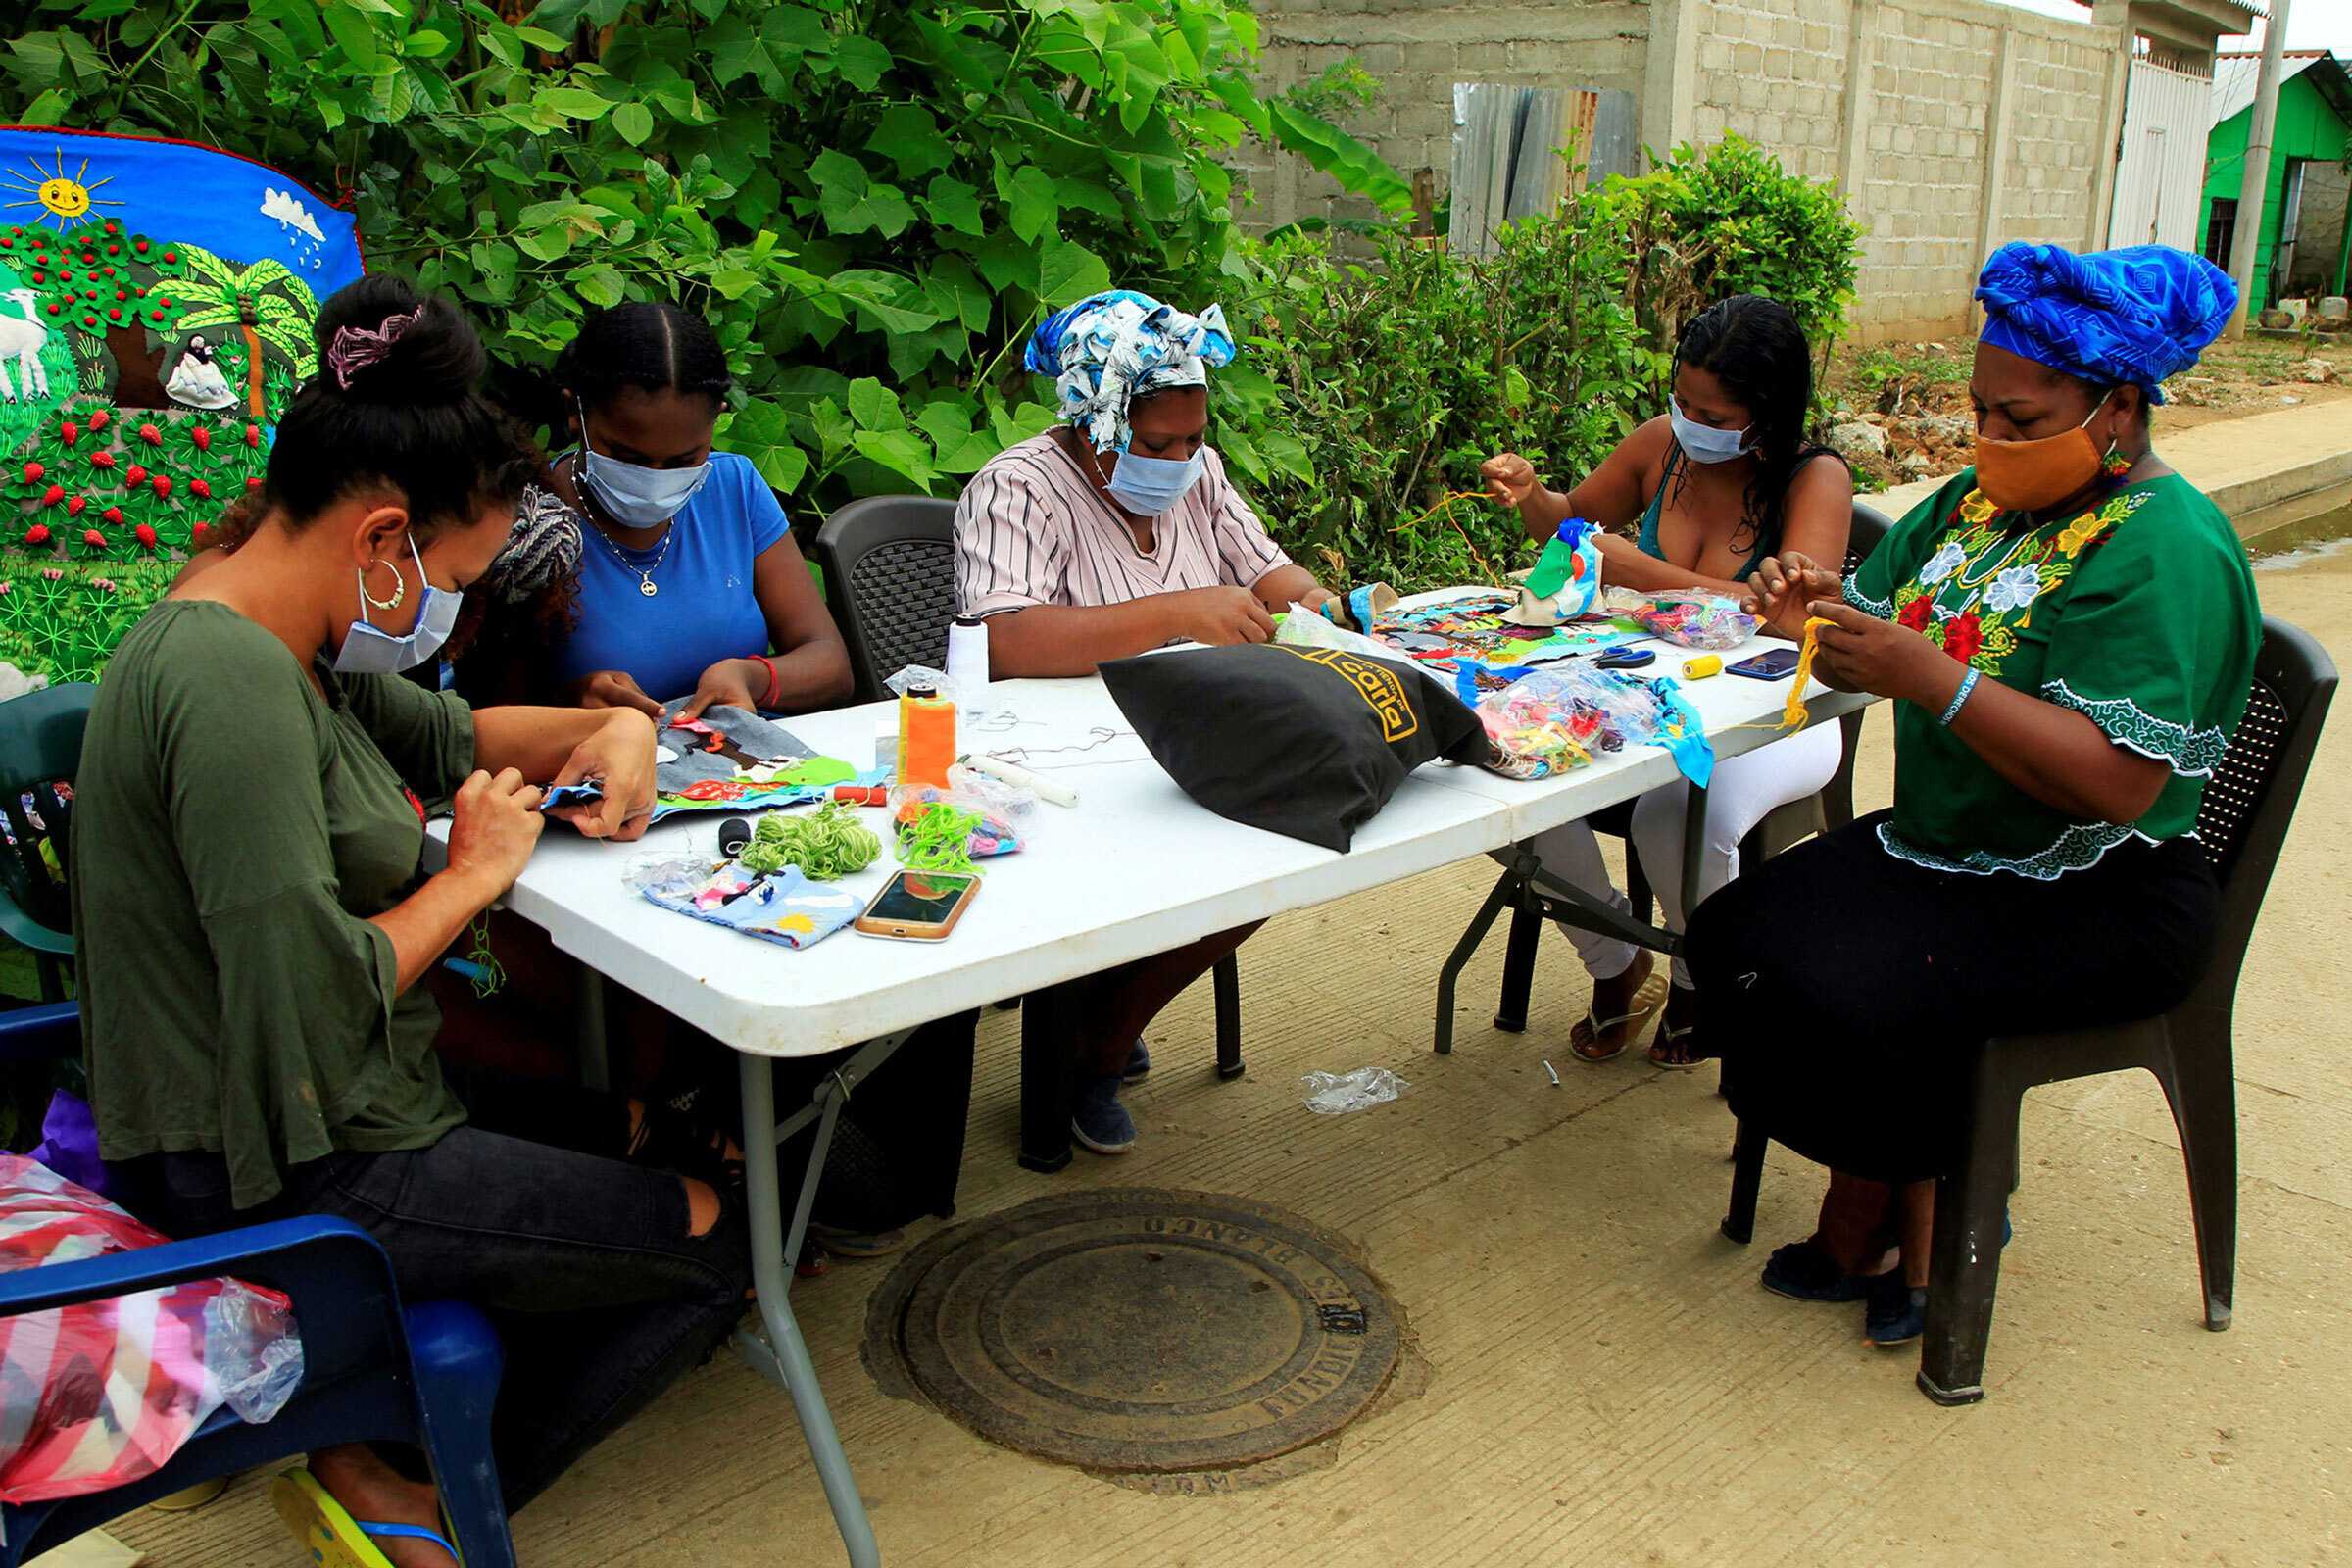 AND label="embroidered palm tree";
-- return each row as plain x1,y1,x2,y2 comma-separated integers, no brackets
167,246,315,420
